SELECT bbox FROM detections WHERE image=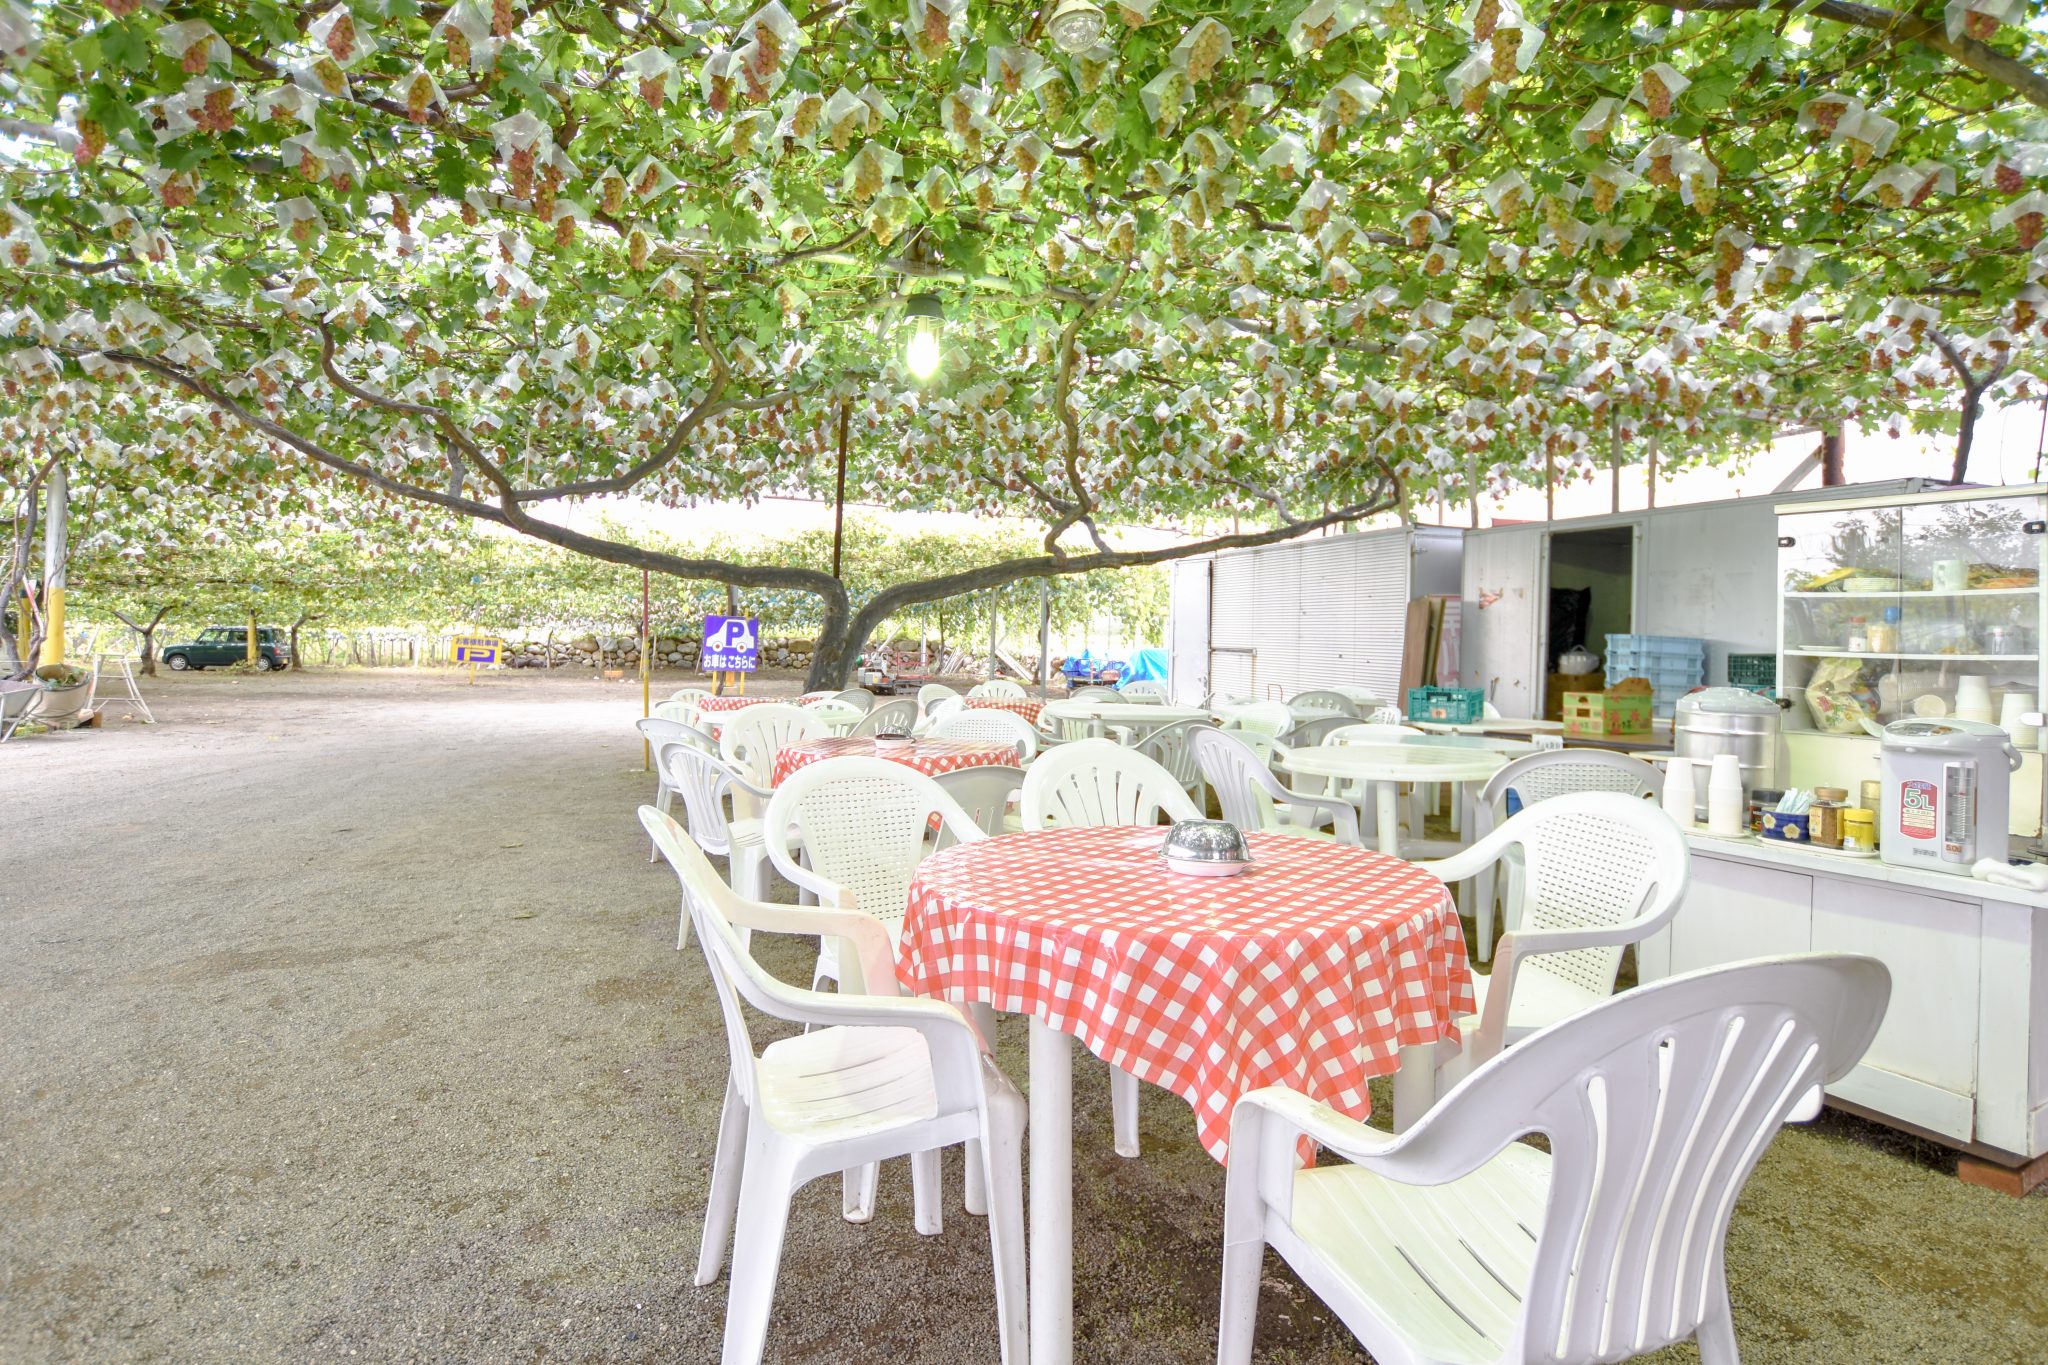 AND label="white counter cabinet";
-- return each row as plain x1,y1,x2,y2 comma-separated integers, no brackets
1639,834,2048,1170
